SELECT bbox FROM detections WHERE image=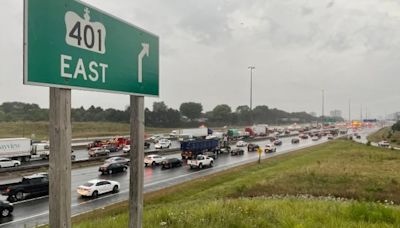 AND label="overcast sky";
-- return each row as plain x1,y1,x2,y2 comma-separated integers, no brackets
1,0,400,119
